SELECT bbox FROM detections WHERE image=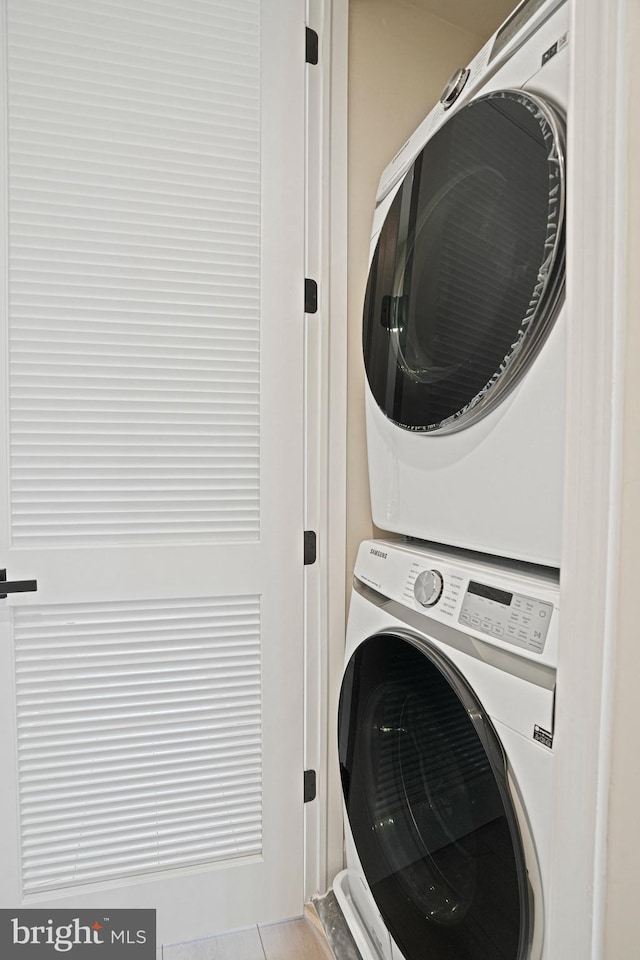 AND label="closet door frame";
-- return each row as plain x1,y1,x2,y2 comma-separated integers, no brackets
303,0,348,901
